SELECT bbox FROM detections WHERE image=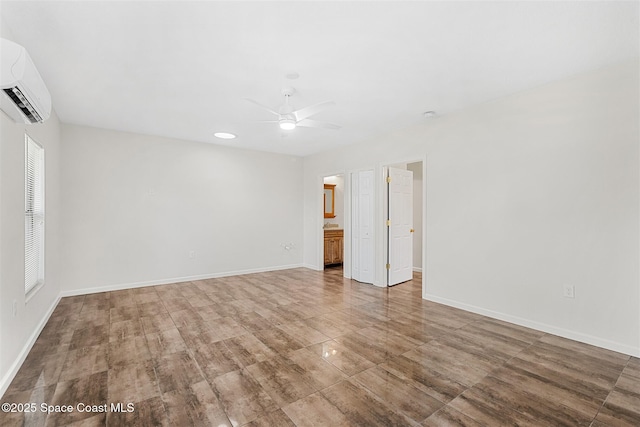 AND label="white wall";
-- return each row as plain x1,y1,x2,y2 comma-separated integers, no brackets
303,60,640,356
323,175,344,228
0,109,62,396
60,125,303,294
